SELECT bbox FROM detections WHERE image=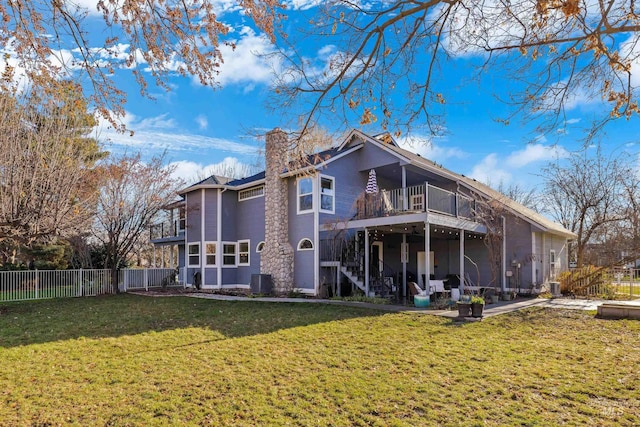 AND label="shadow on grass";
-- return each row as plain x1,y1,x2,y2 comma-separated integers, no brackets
0,293,386,348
